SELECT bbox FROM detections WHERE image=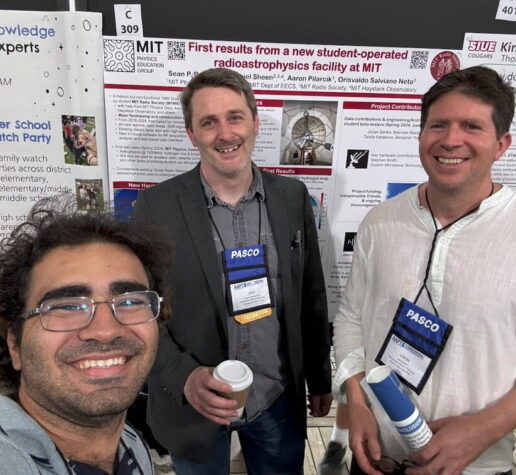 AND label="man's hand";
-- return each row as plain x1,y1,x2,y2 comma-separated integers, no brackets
405,414,492,475
406,386,516,475
345,373,383,475
183,366,239,425
348,401,383,475
308,392,333,417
